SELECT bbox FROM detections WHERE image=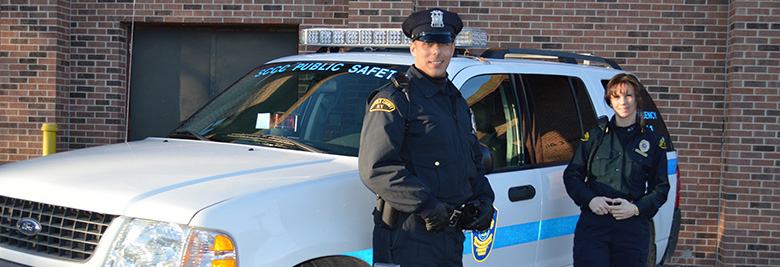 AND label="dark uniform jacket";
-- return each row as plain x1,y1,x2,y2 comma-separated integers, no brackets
563,116,669,217
358,66,494,215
